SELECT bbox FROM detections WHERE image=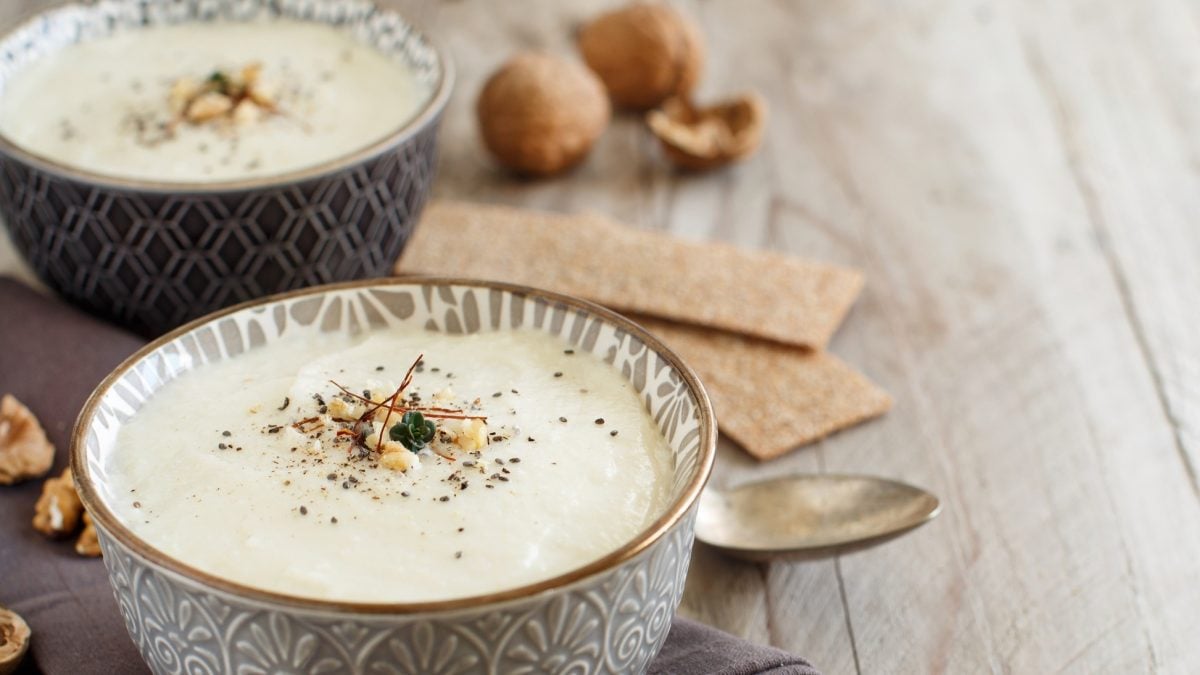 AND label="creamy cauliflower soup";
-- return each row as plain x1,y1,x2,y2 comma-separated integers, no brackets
0,20,432,182
105,328,675,603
